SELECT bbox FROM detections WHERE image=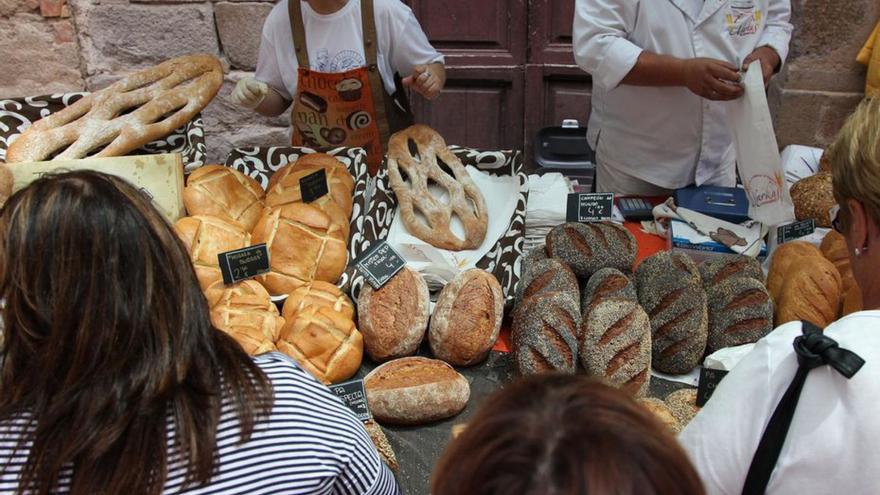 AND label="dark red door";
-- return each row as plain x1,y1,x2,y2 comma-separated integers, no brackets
406,0,589,171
